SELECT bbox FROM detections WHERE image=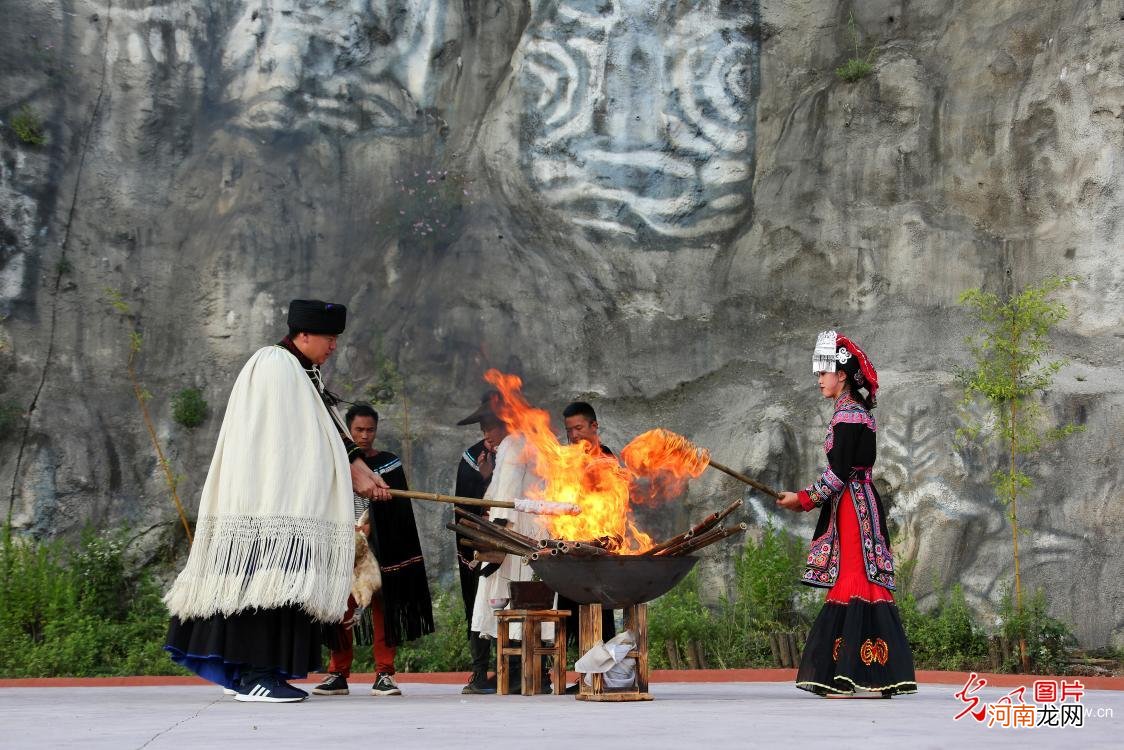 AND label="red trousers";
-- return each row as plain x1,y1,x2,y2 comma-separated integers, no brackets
327,595,397,676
